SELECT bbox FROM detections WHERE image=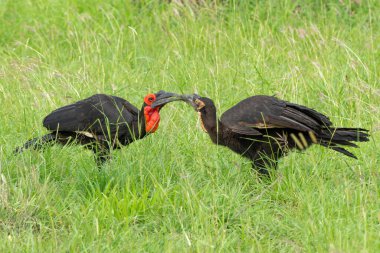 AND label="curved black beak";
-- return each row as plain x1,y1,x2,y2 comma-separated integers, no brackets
151,92,197,109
